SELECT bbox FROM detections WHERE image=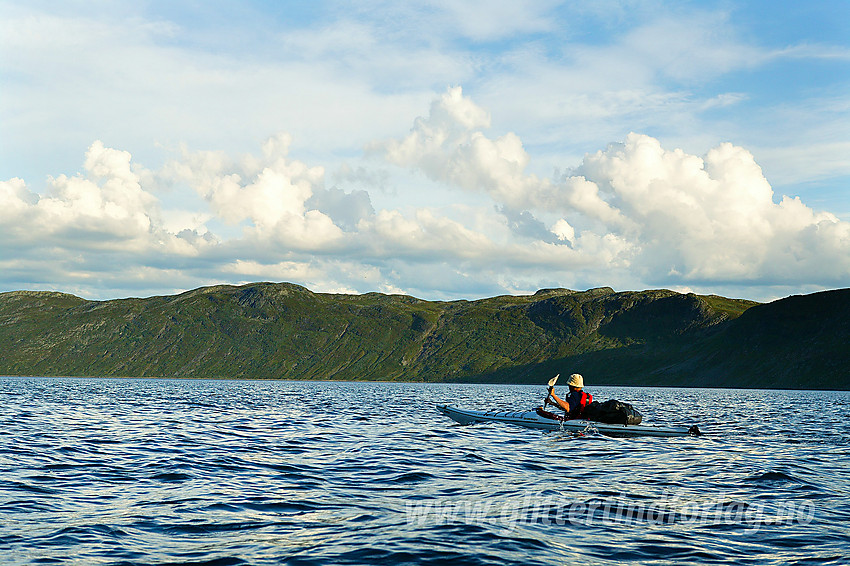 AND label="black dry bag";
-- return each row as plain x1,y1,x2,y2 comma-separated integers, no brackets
582,399,642,425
